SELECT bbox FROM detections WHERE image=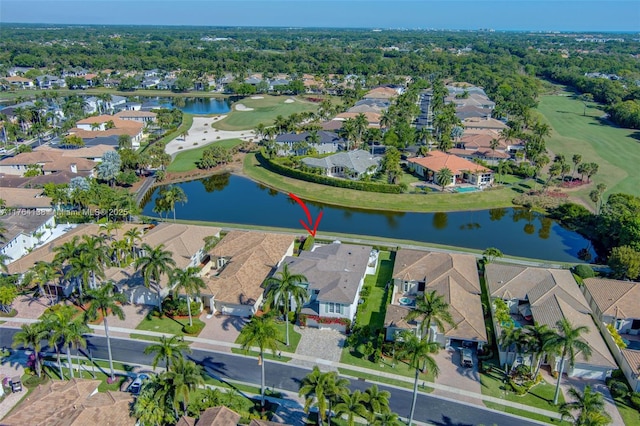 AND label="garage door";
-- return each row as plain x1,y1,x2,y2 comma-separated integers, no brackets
127,288,160,307
216,303,252,317
570,367,607,380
